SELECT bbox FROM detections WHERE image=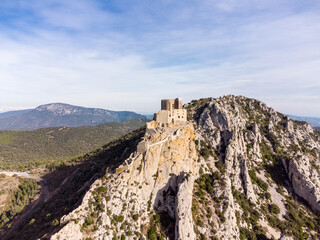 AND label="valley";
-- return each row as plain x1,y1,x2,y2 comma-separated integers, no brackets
0,118,147,171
